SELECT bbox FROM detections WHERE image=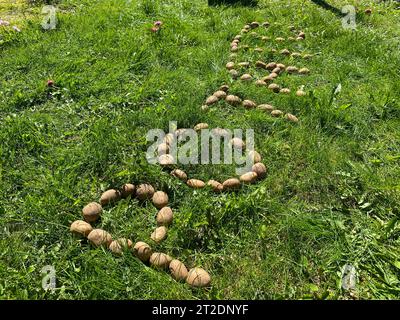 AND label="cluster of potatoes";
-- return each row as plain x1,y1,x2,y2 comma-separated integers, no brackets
70,183,211,288
228,21,311,97
202,84,299,123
